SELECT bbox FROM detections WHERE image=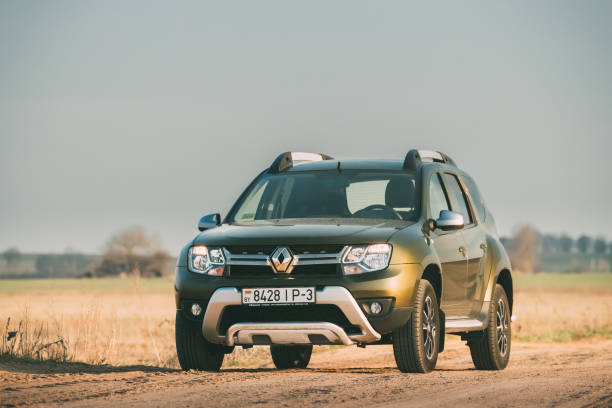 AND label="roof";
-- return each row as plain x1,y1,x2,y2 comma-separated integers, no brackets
267,150,458,173
285,159,406,172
